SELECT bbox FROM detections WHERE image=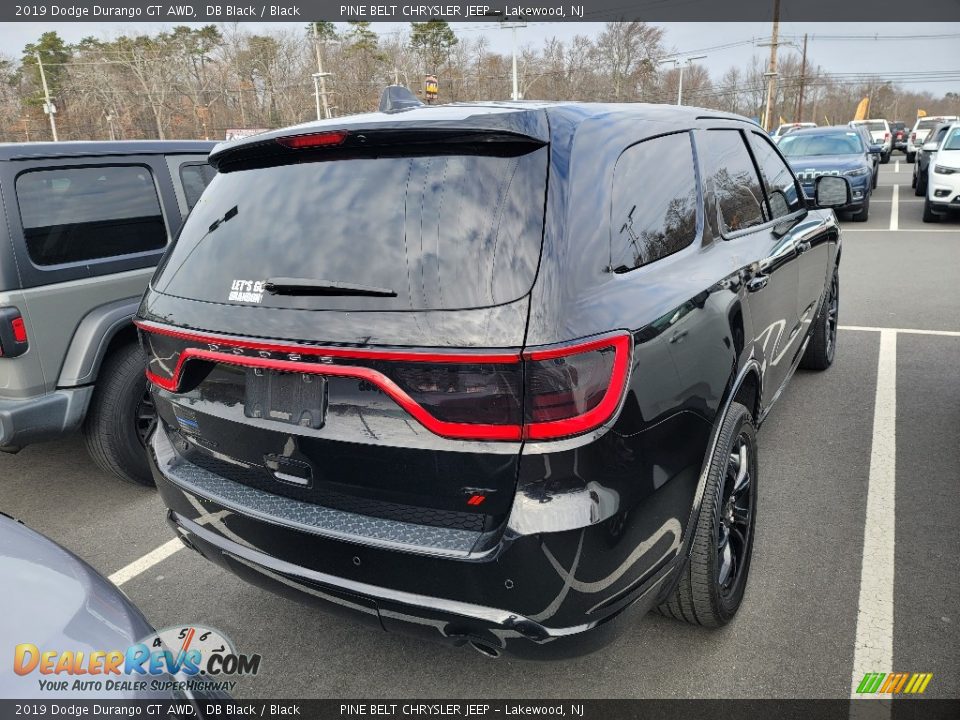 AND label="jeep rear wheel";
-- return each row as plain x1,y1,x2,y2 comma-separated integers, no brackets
83,343,156,486
657,402,757,627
